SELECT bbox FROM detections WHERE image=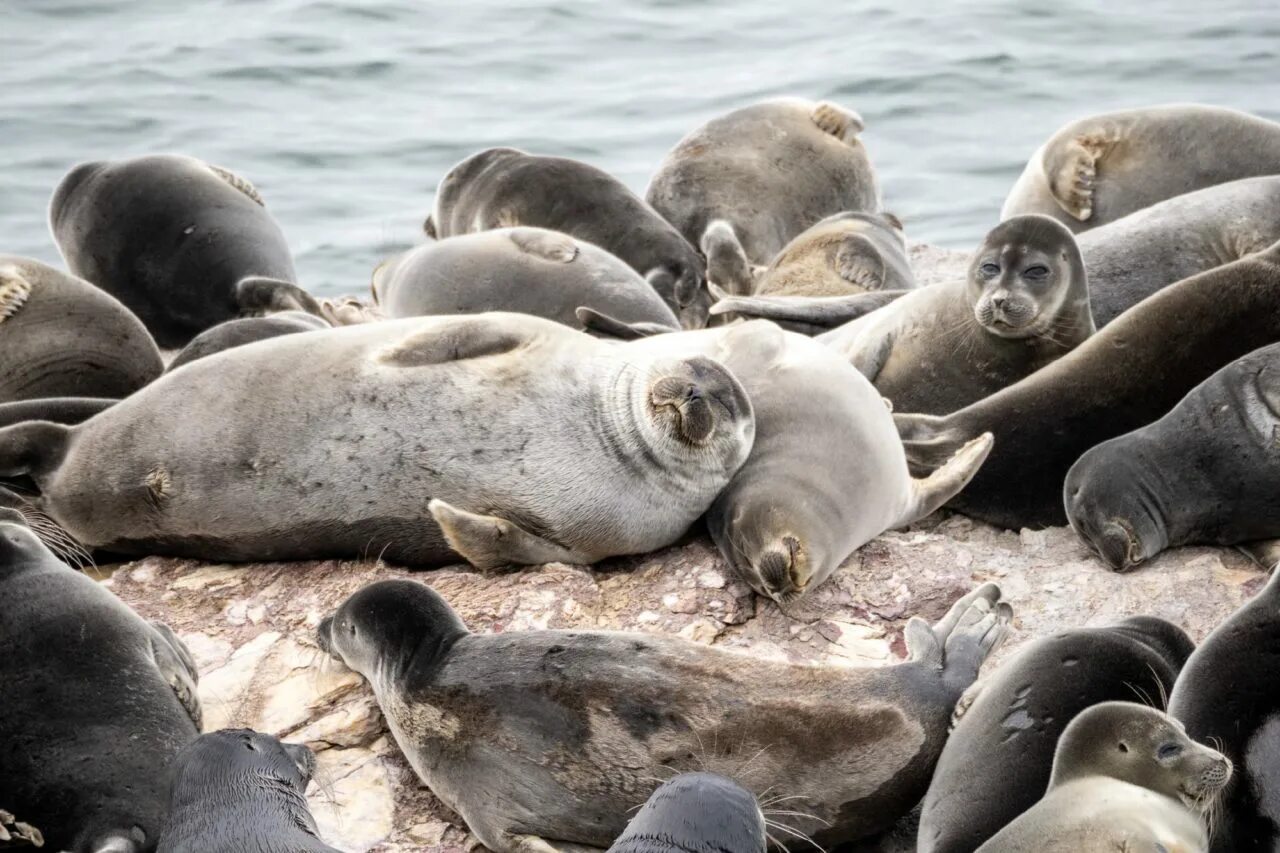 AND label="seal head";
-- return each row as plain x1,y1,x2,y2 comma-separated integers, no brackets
606,772,766,853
